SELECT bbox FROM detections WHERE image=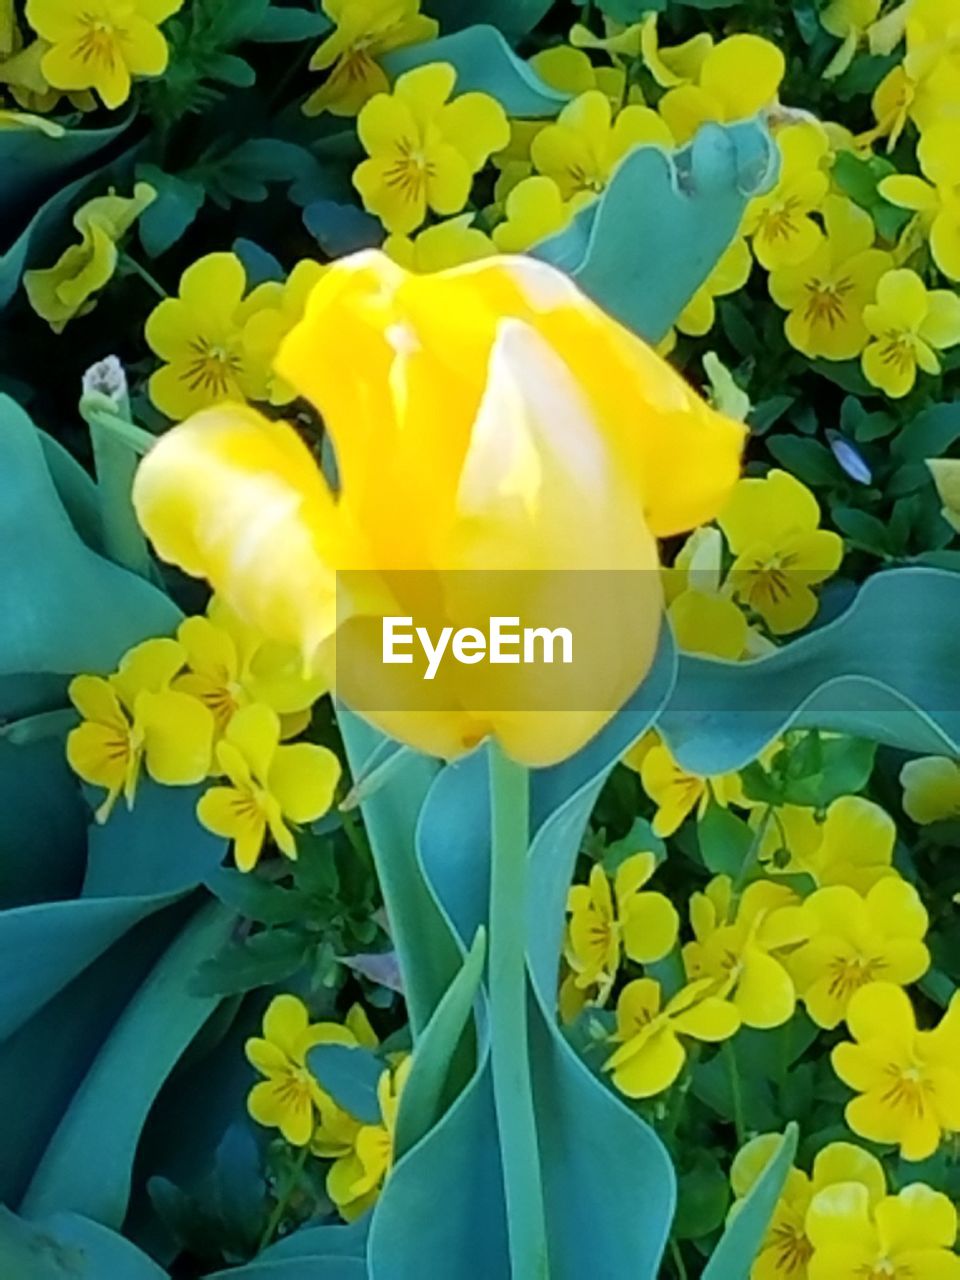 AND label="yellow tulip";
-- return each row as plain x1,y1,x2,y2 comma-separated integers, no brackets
133,251,745,766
